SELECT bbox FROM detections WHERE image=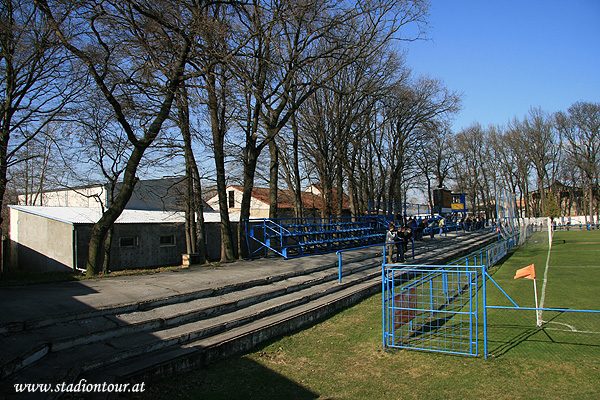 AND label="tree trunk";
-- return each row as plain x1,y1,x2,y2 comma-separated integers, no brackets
101,226,113,274
291,114,303,219
86,146,143,276
268,138,279,219
191,164,207,263
178,91,196,255
336,162,344,218
178,88,207,262
184,167,195,254
206,73,235,261
589,183,594,224
238,143,259,259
